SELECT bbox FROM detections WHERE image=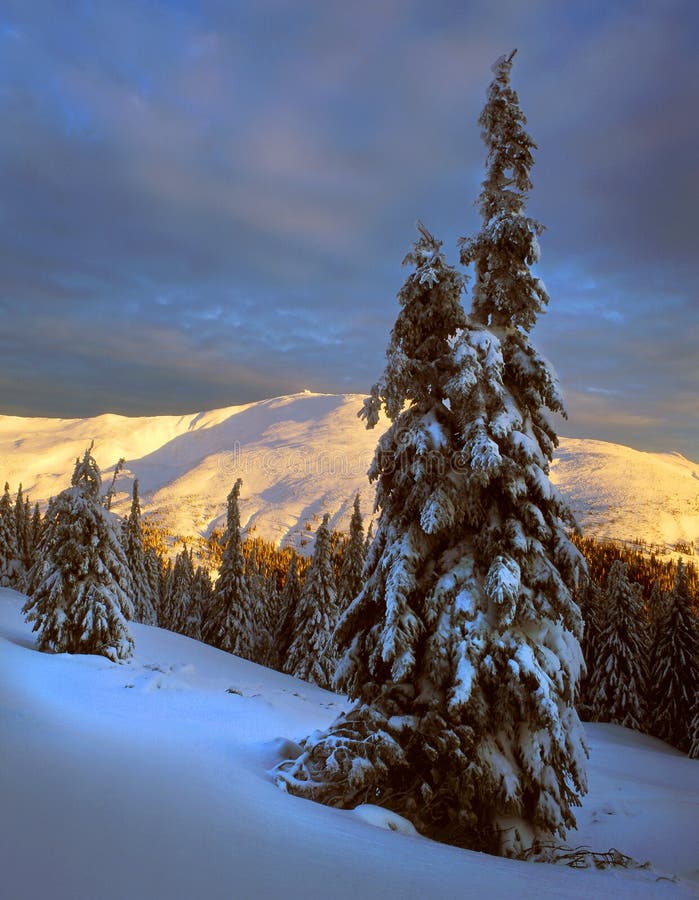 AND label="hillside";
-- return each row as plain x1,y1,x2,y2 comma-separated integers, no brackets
1,587,697,898
1,392,697,552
